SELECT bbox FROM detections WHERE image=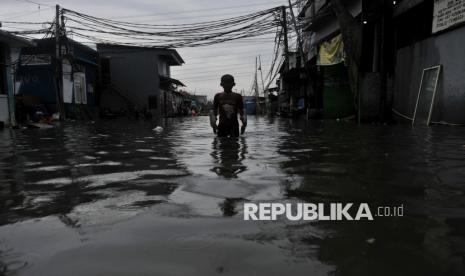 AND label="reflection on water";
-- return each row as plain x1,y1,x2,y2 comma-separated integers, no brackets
211,137,248,179
0,117,464,275
211,137,248,217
